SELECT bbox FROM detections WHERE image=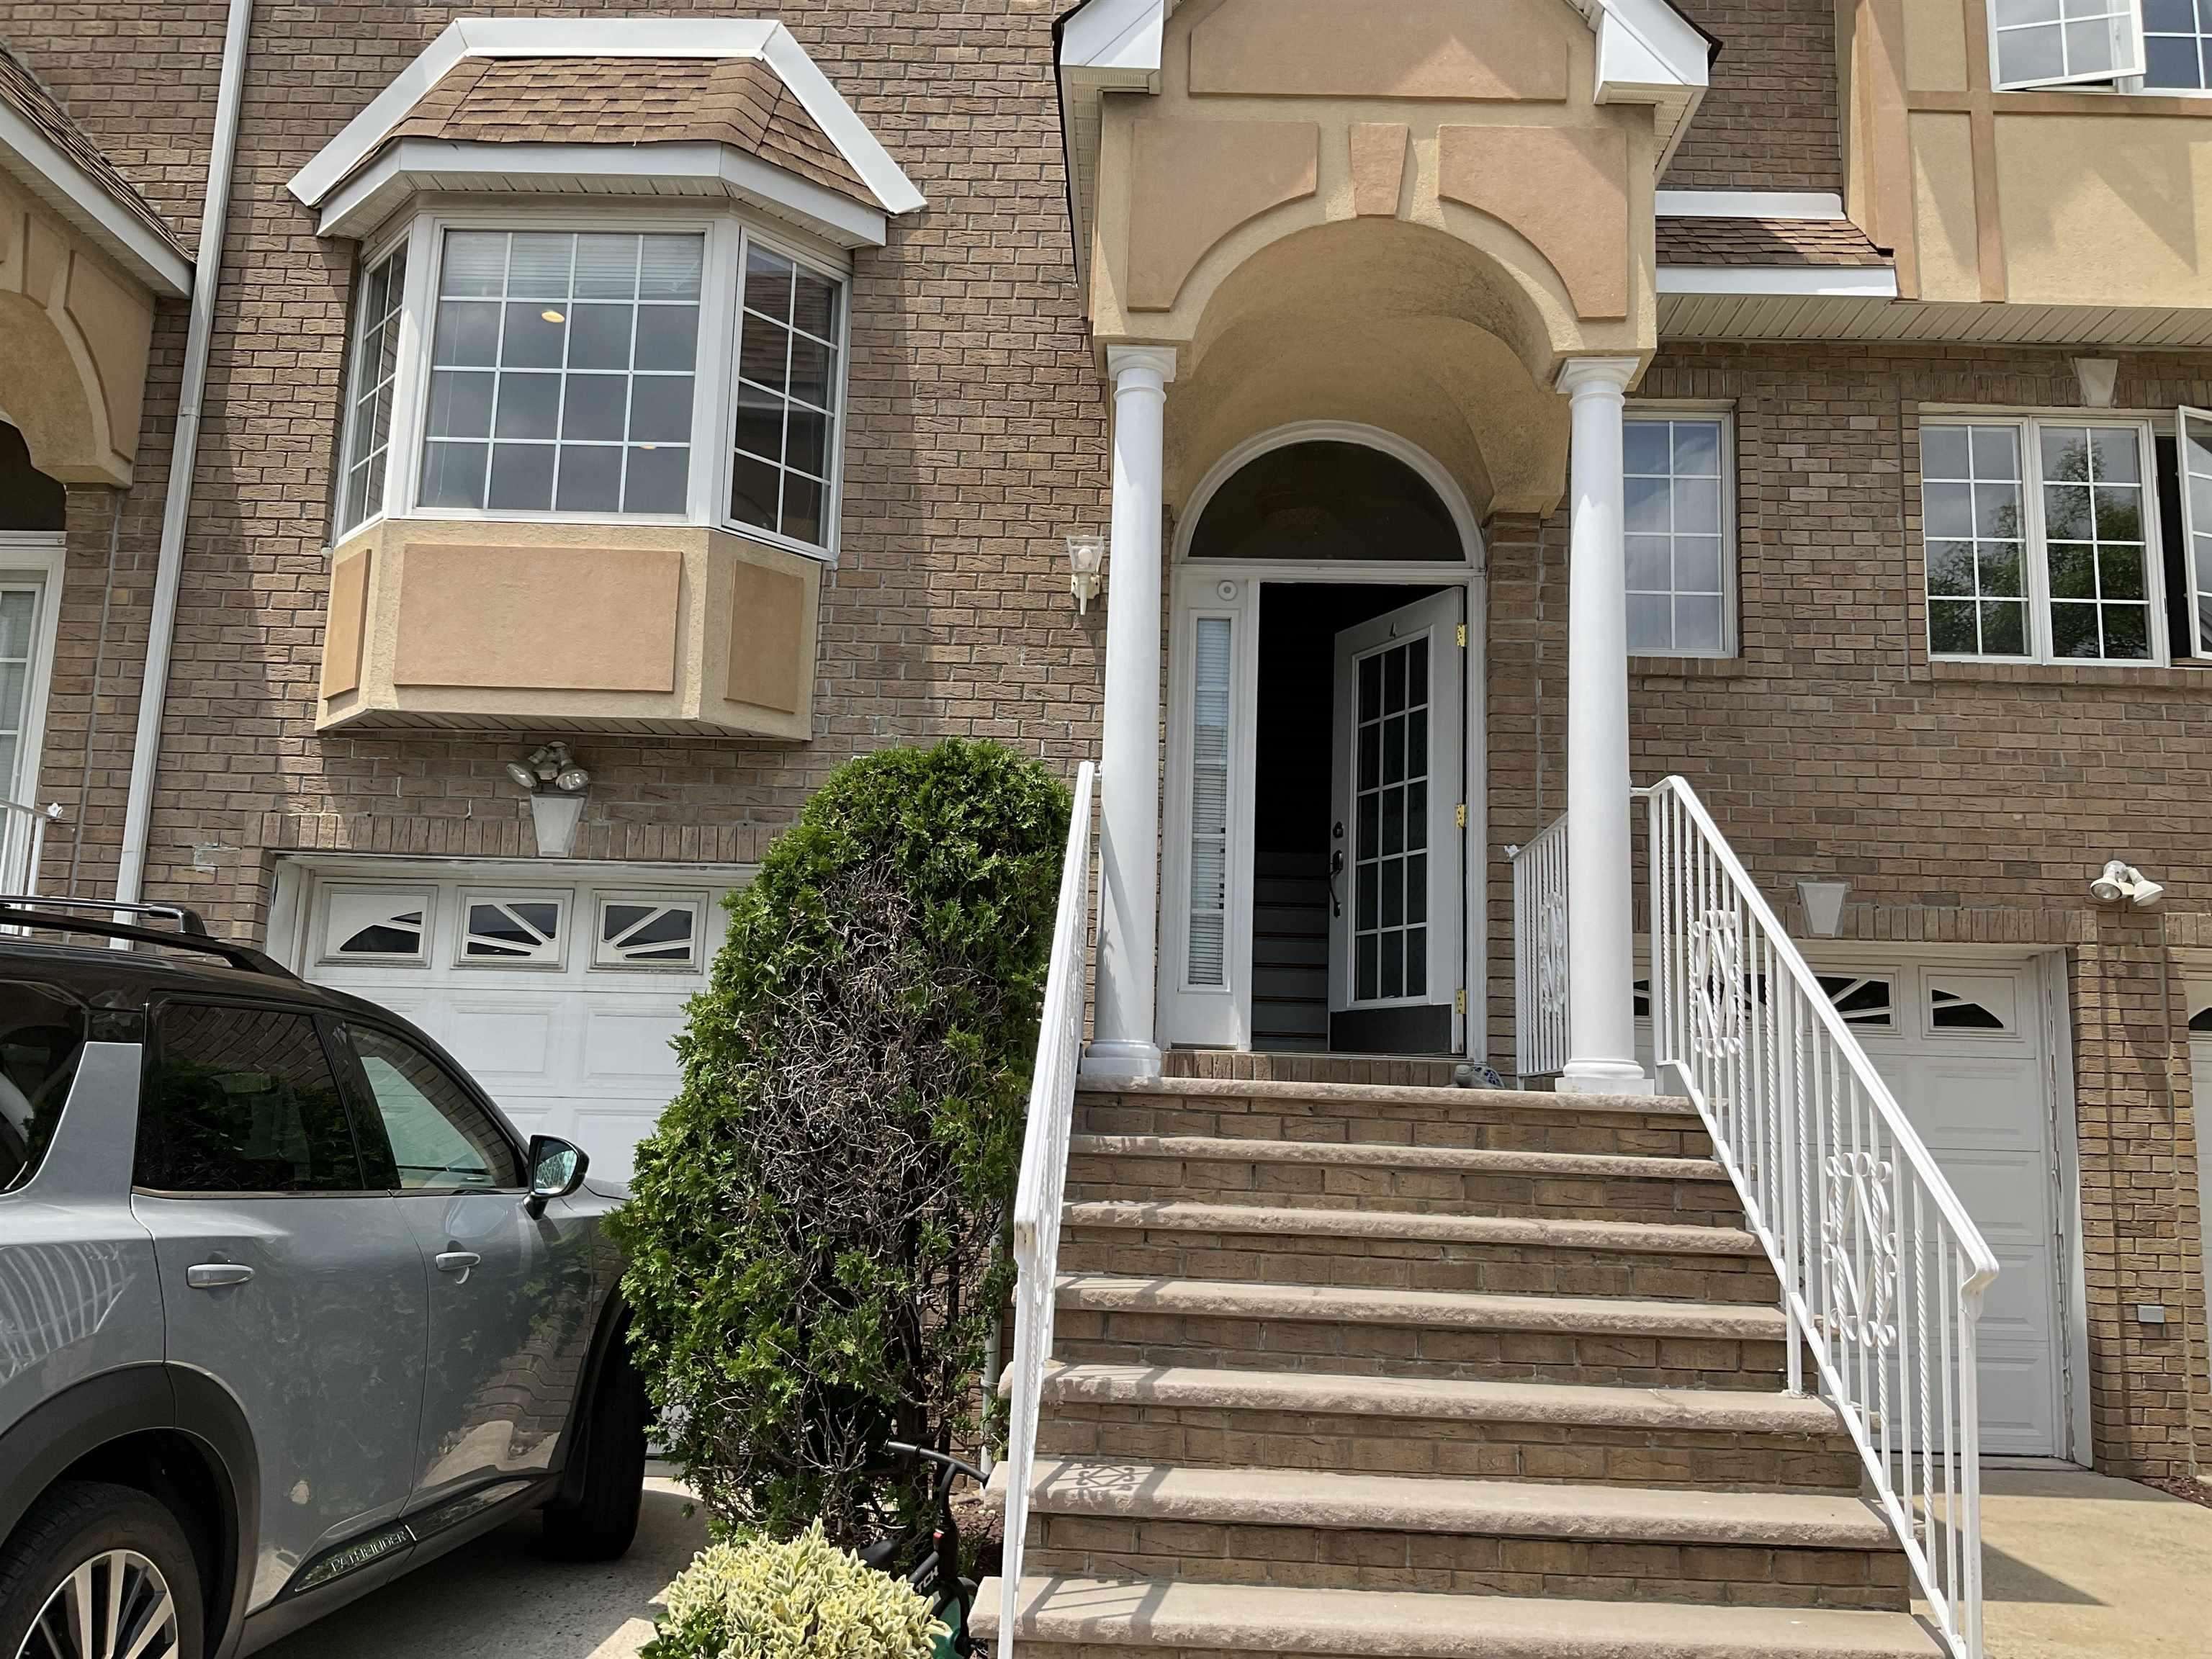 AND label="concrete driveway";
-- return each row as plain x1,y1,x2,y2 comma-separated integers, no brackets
1979,1467,2212,1658
257,1467,706,1659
